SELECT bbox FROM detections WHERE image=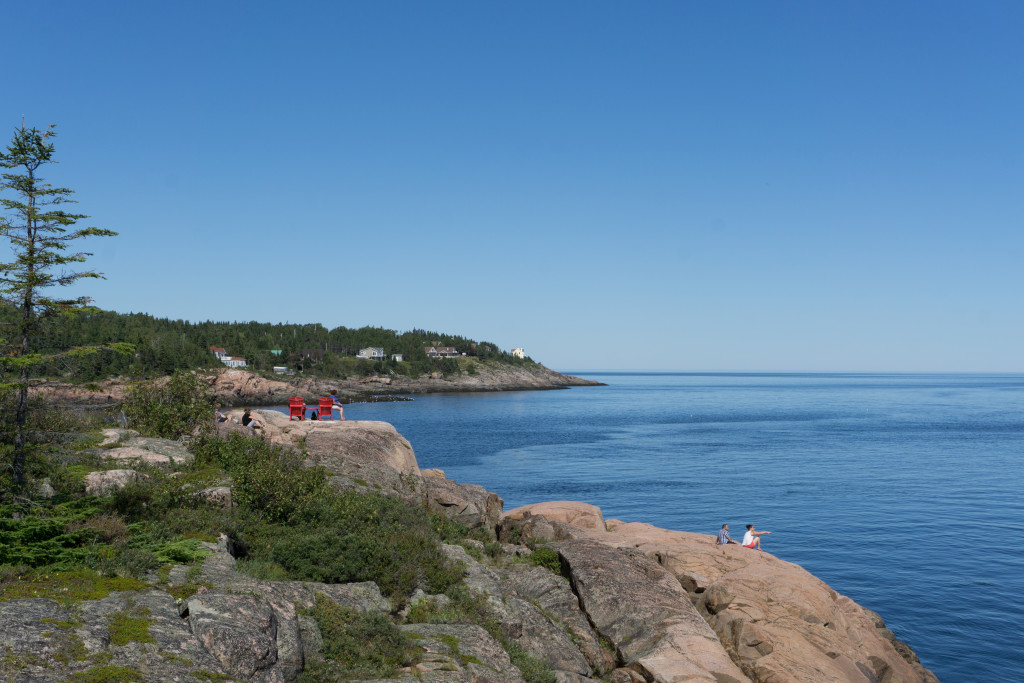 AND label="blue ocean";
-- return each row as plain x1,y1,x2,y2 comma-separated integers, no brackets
278,373,1024,681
